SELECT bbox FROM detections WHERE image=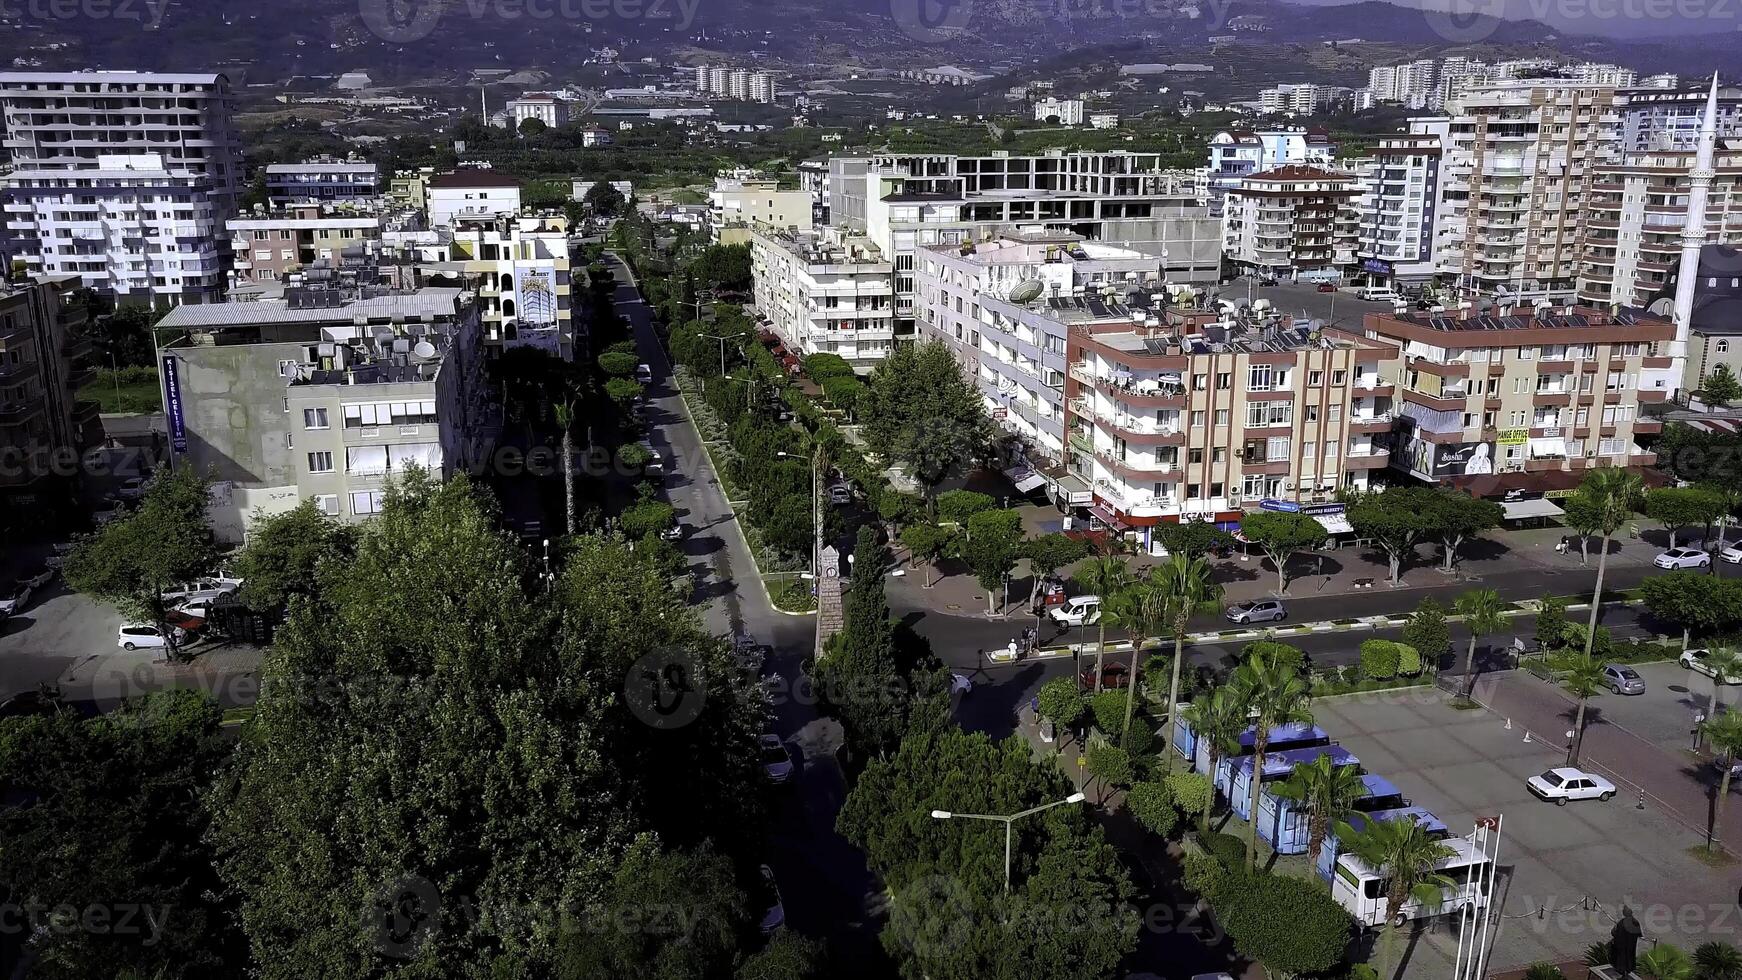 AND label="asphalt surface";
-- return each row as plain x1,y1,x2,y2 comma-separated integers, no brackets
609,255,891,973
